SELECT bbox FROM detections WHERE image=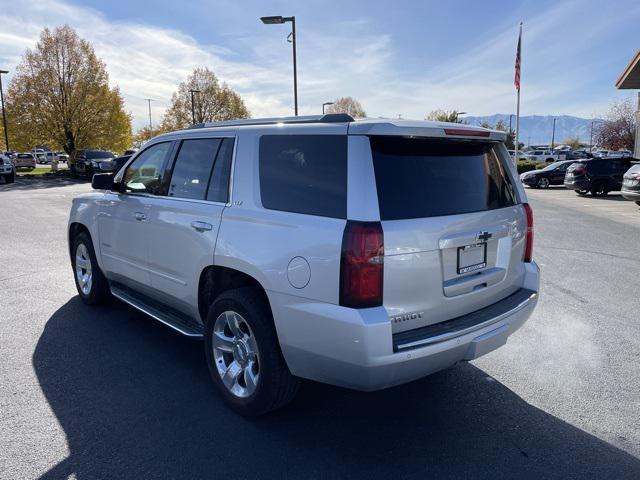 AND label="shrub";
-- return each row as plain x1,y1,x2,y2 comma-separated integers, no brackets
517,161,540,174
